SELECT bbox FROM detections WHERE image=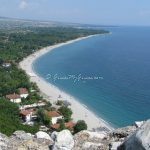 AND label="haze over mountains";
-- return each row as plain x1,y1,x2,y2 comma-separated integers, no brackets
0,16,116,30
